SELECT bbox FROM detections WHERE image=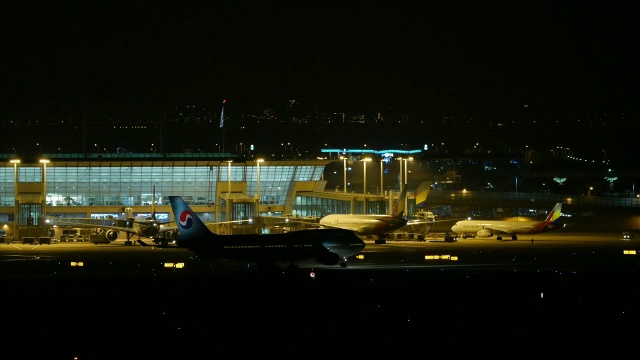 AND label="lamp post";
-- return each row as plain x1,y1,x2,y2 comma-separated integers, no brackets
380,158,384,195
397,157,403,190
341,156,347,193
403,157,413,186
227,160,233,226
403,157,413,215
255,159,264,216
11,159,20,240
40,159,50,233
362,158,371,214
